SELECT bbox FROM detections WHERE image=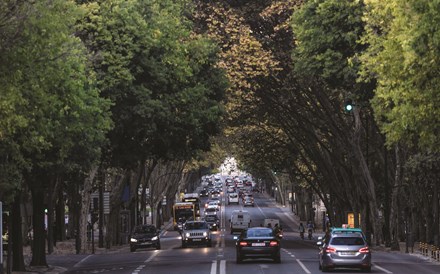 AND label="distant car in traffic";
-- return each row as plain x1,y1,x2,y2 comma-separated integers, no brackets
243,196,254,207
130,225,161,252
205,215,220,231
317,232,371,272
235,227,281,263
